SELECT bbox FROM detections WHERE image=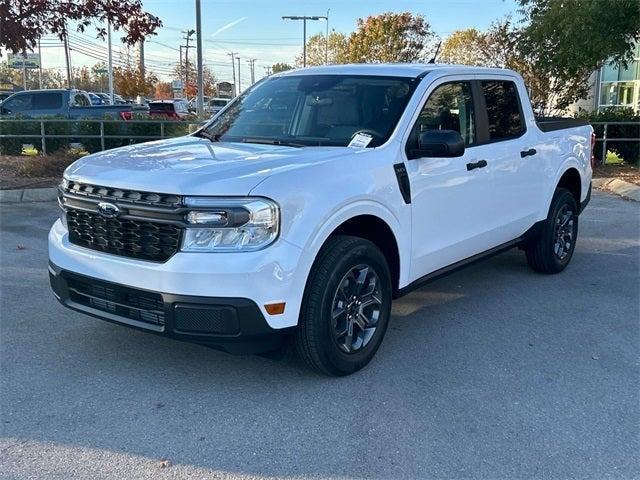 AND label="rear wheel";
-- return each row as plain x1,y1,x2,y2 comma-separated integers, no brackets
295,235,392,376
525,188,578,274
